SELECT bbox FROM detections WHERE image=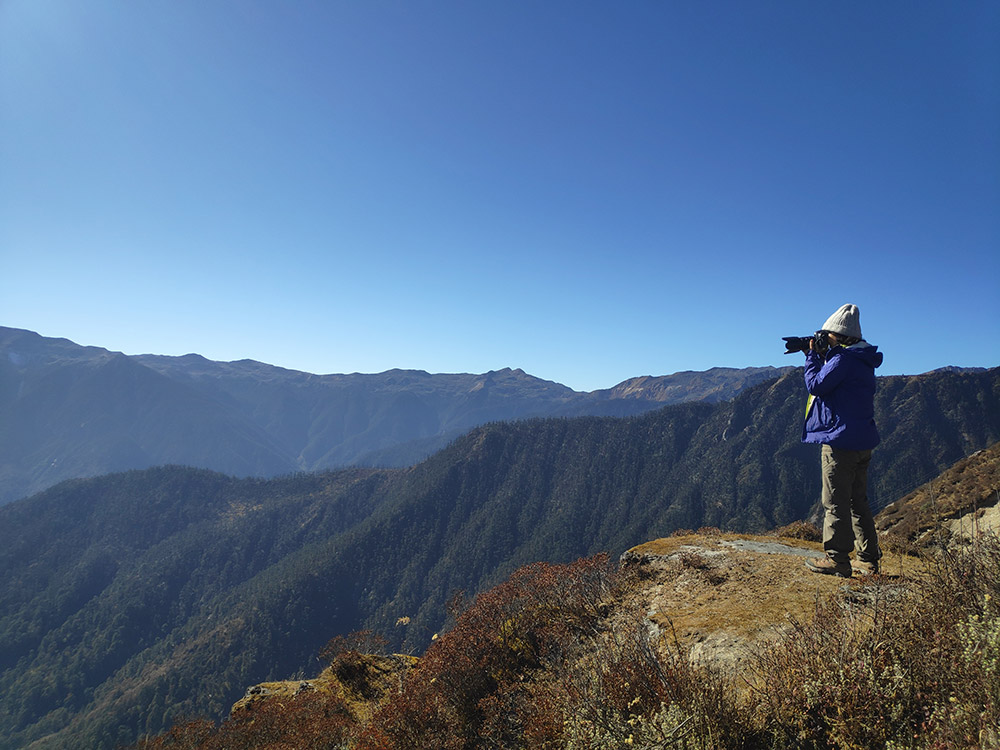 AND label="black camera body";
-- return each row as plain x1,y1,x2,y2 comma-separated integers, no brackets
783,331,830,355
